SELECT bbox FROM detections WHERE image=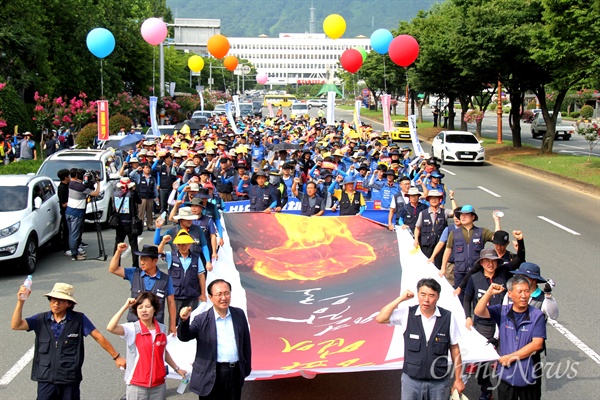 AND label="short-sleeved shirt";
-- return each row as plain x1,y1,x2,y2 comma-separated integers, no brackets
123,267,175,296
66,180,94,217
389,305,461,344
415,207,453,228
26,310,96,340
446,226,494,248
165,252,206,274
332,189,366,207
